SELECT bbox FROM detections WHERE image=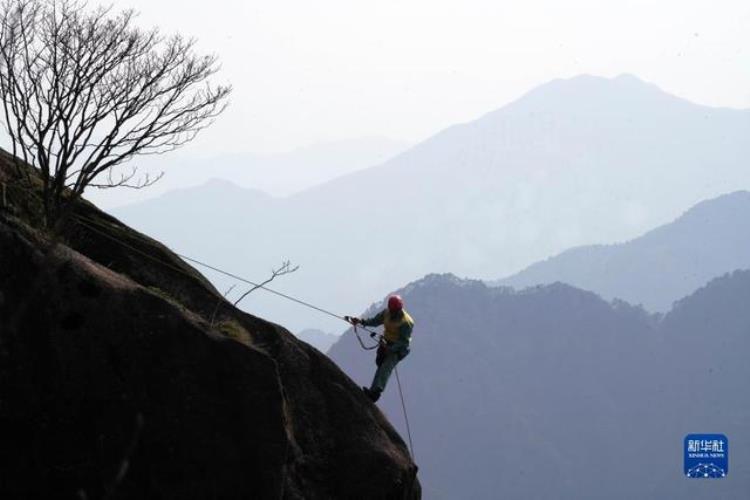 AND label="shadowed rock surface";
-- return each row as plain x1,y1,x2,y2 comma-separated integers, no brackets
0,155,419,500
